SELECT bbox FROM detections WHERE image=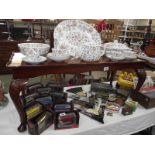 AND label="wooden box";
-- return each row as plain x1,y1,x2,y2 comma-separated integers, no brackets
136,87,155,109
